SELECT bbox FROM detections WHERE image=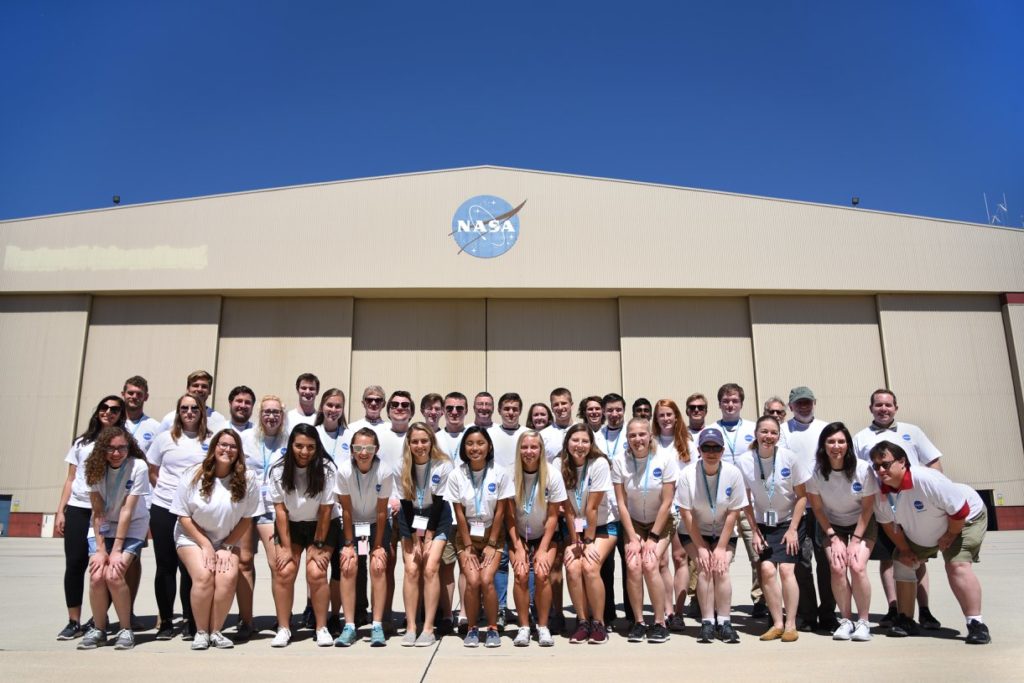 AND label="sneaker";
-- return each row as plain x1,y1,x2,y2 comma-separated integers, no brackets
497,608,507,630
513,626,531,647
155,621,175,641
851,619,872,642
888,614,920,638
716,621,739,644
327,614,342,638
569,620,591,644
270,627,291,648
113,629,135,651
697,621,715,643
485,628,501,648
181,622,195,641
191,631,210,650
335,624,357,647
316,627,334,647
301,603,315,630
819,615,841,633
667,613,686,632
627,621,647,642
209,631,233,649
370,624,386,647
550,613,565,635
537,626,554,647
588,622,607,644
686,601,703,619
751,601,769,619
401,630,418,647
879,603,898,628
57,620,83,641
463,627,480,648
919,607,941,630
457,618,469,637
77,626,107,650
796,617,817,633
647,623,670,643
965,619,991,645
832,618,855,641
415,630,436,647
437,618,454,637
234,621,253,643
